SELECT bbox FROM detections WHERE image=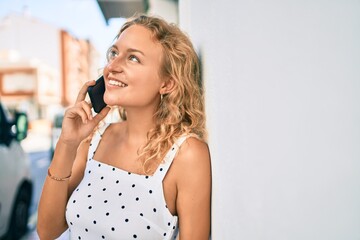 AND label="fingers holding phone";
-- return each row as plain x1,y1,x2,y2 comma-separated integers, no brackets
59,79,110,146
78,100,93,123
